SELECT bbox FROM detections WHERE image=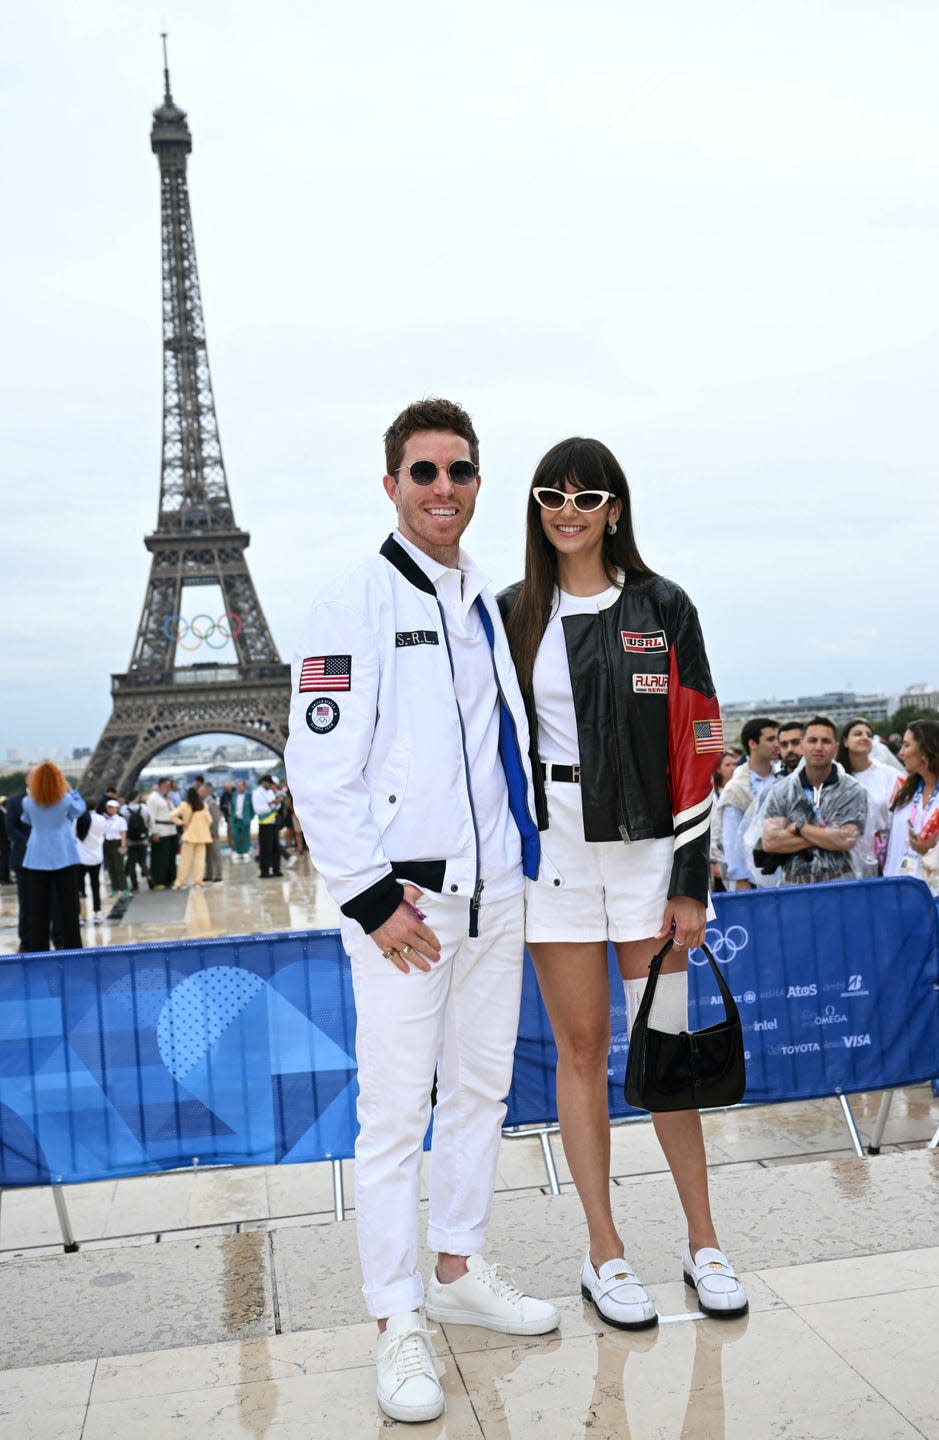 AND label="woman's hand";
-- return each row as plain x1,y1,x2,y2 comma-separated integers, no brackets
655,896,707,951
